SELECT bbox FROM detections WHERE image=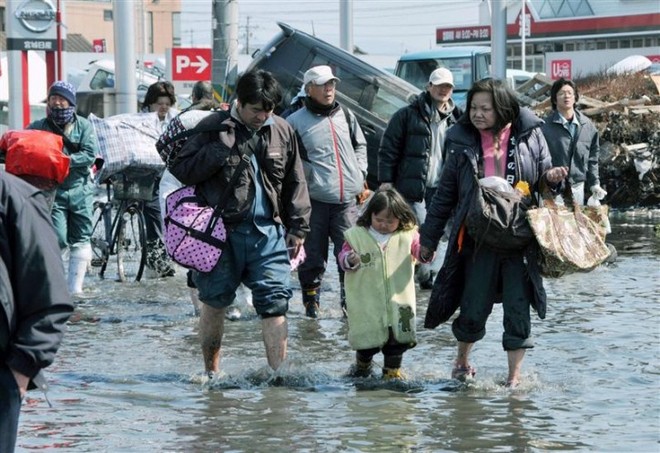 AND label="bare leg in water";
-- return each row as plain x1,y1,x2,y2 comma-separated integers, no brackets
506,349,525,387
199,304,225,375
455,341,474,369
262,316,288,370
200,305,288,374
